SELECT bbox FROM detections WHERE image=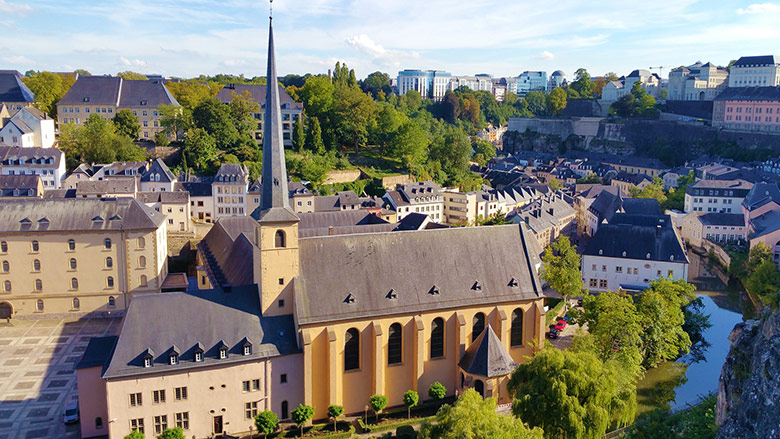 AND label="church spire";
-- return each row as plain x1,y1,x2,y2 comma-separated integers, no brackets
254,12,298,222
